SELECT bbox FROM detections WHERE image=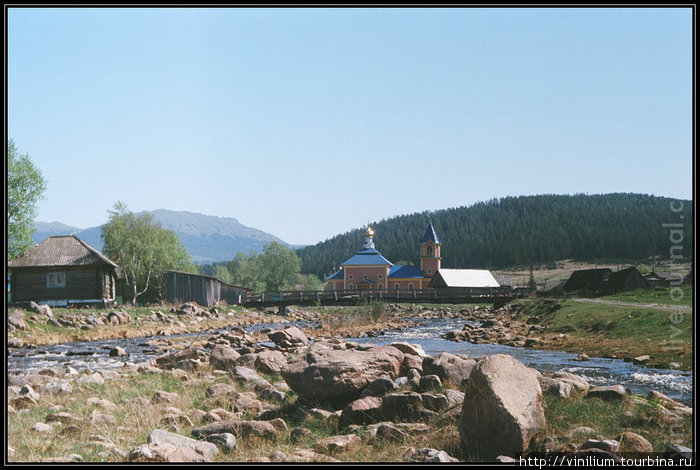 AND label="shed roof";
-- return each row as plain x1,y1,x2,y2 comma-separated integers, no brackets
8,235,118,269
429,269,500,288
